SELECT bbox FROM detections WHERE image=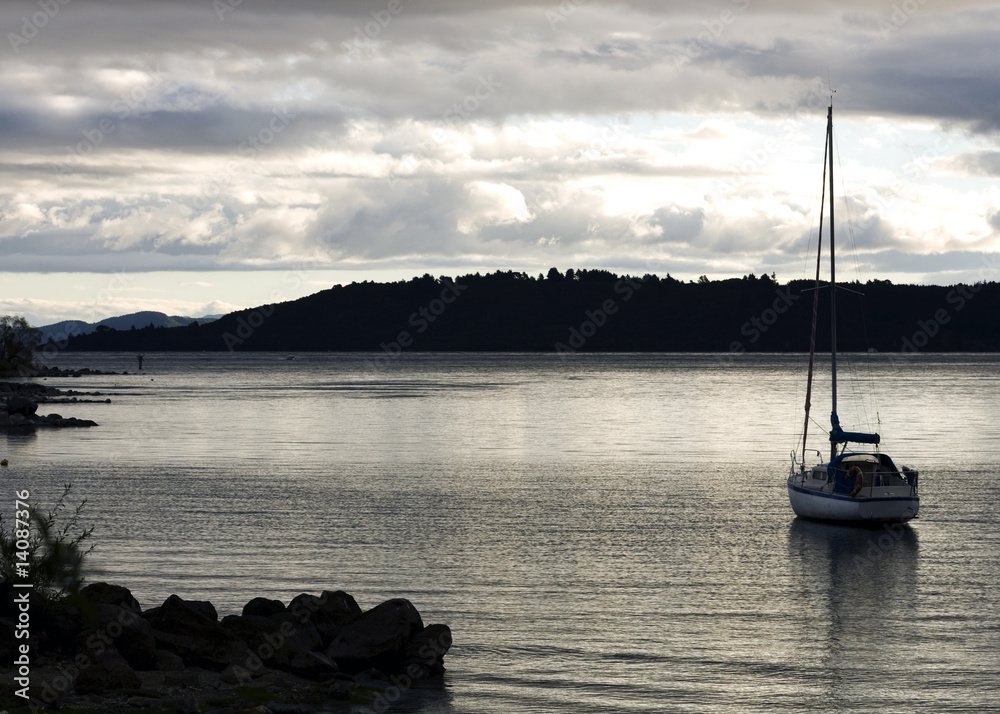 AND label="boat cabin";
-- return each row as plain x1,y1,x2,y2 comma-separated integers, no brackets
826,452,916,495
